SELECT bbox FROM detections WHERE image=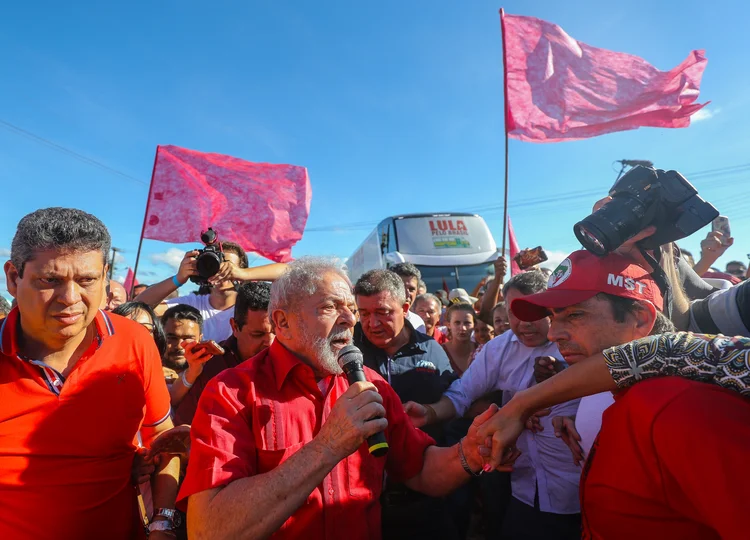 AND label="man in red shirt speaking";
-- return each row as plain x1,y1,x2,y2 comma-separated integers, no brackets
480,249,750,539
179,258,518,540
